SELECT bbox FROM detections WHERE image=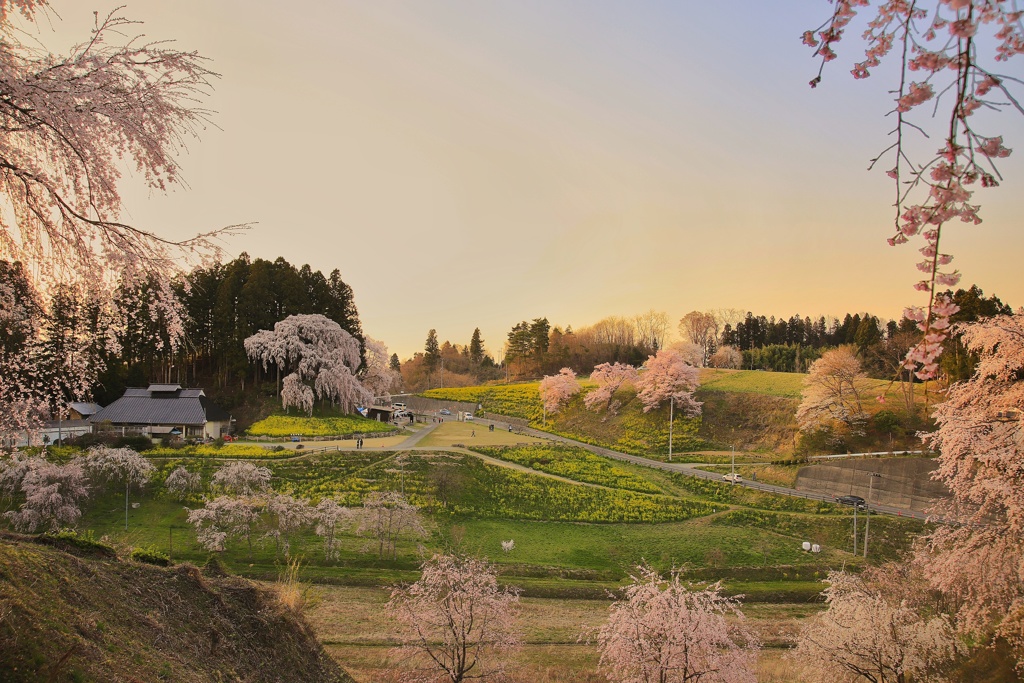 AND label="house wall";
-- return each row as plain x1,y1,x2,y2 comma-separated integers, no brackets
205,421,229,439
